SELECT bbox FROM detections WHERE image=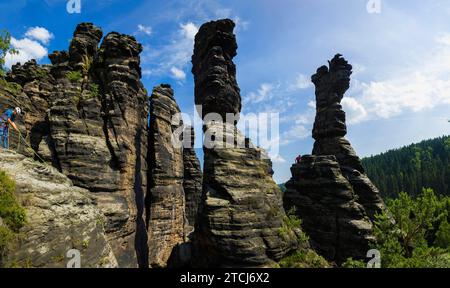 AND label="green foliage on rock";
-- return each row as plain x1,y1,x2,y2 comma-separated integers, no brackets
0,78,22,95
371,188,450,268
279,208,309,244
279,249,330,268
0,171,26,231
35,68,48,79
81,55,93,76
89,83,100,99
0,170,26,258
278,208,330,268
0,226,14,255
66,70,83,83
341,258,367,268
